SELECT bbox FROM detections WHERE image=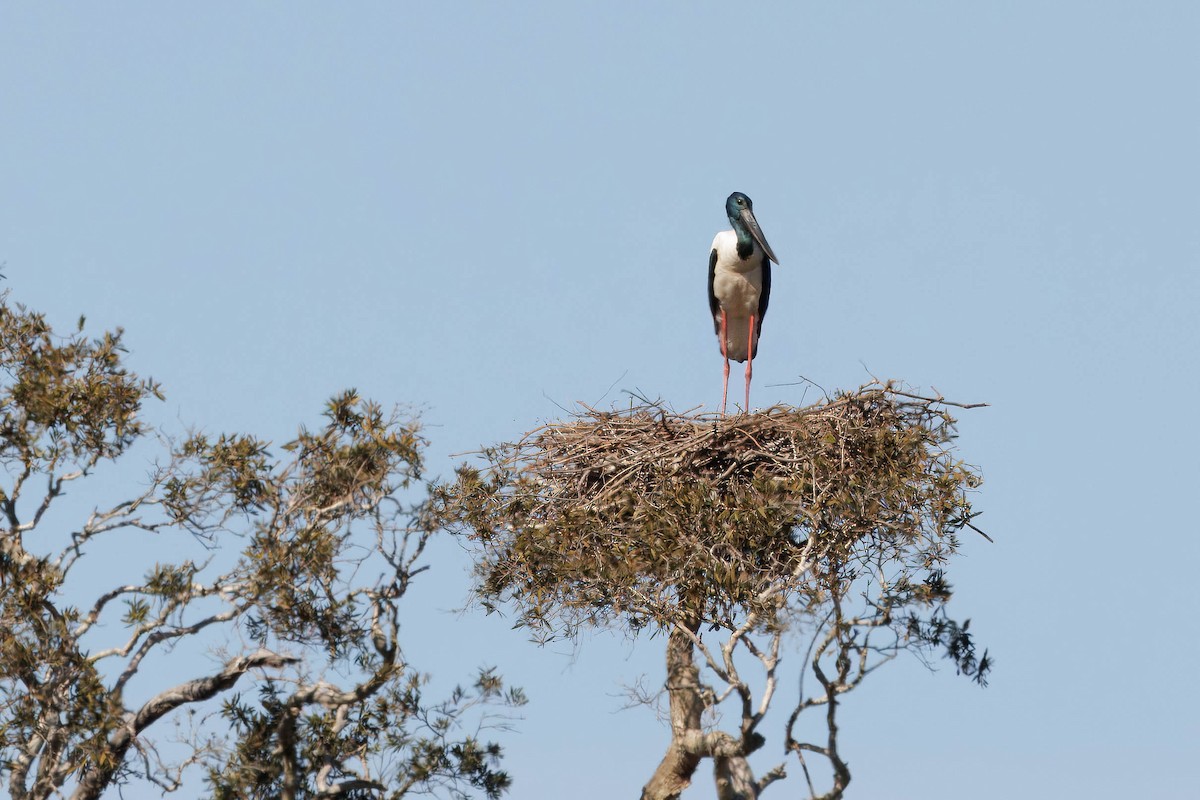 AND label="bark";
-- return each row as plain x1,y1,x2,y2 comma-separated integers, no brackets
641,618,705,800
714,755,758,800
